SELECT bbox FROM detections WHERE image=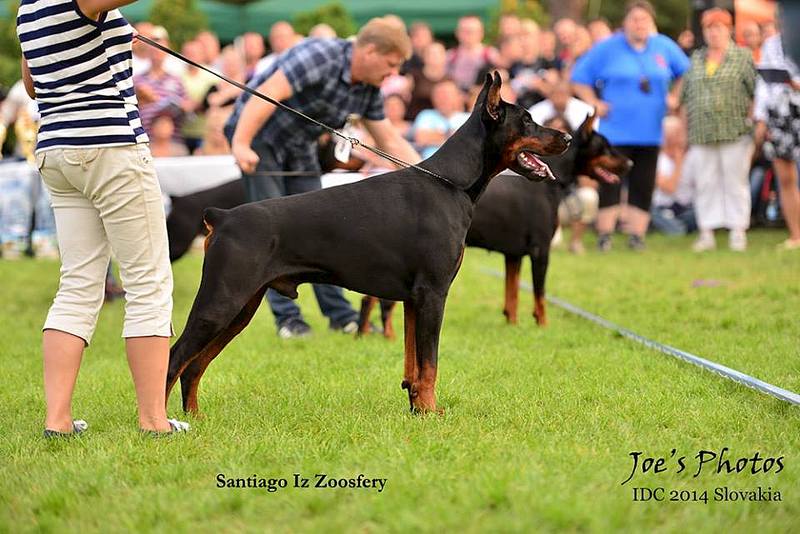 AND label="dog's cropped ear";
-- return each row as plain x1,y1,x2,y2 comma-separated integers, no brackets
578,111,597,139
485,71,502,121
473,73,494,113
